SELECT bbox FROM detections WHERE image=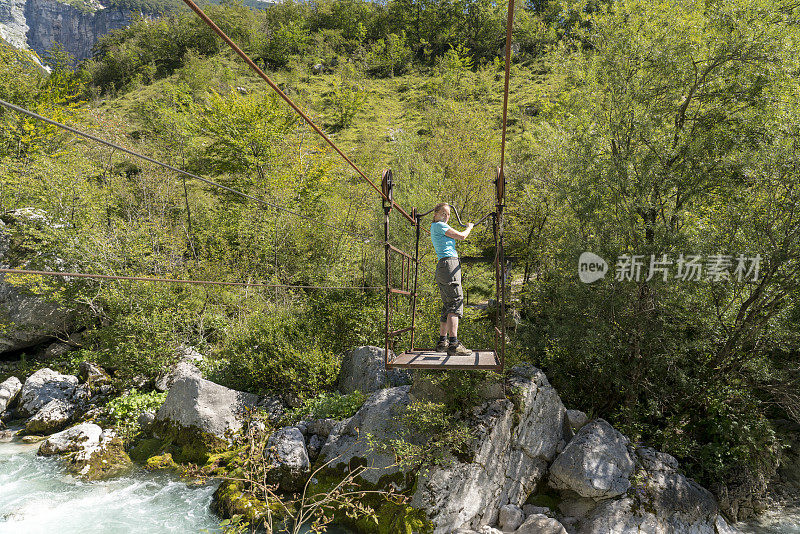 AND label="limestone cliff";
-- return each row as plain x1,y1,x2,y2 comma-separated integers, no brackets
0,0,140,62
